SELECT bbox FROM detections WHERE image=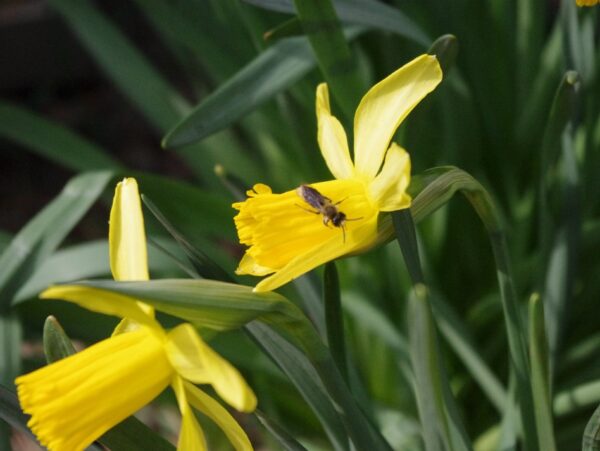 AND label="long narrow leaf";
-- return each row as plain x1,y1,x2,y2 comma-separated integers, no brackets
49,0,186,131
583,404,600,451
407,286,444,451
255,410,309,451
0,171,113,311
248,323,349,451
0,384,41,447
539,71,581,372
141,195,232,282
292,0,363,118
323,262,348,382
162,35,318,148
54,279,392,450
0,101,122,172
392,166,538,449
395,212,471,451
528,294,557,451
244,0,430,46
